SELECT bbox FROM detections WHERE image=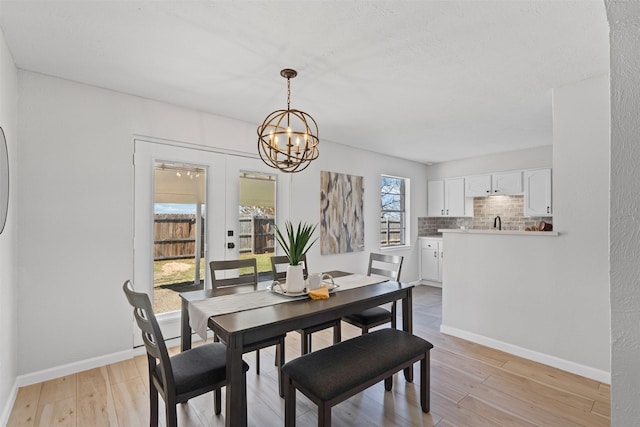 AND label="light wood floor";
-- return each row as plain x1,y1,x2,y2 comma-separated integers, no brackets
7,285,610,426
